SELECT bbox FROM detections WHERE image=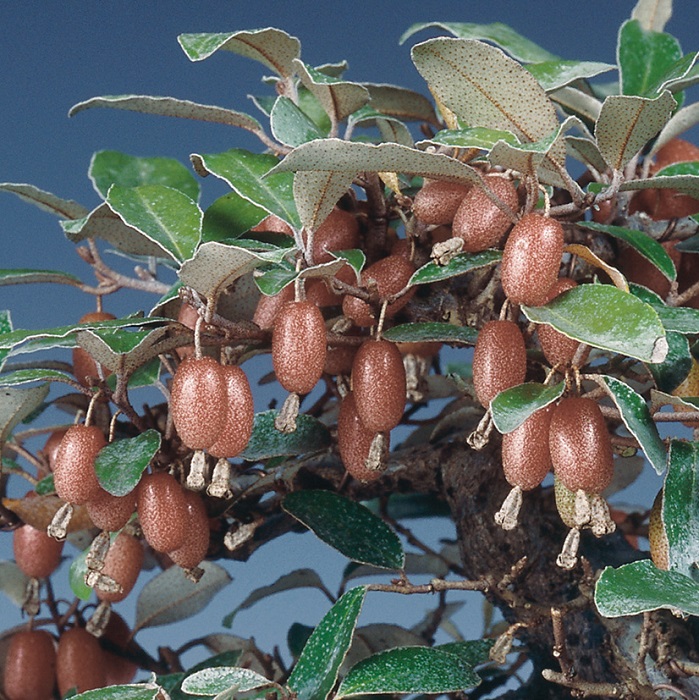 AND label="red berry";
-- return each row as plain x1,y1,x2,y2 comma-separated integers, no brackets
501,406,553,490
72,311,116,388
413,180,471,225
351,339,406,433
57,627,107,696
41,427,69,473
137,472,188,553
168,491,210,569
53,424,106,505
272,300,327,395
13,523,64,578
337,392,387,482
208,365,255,459
4,629,57,700
96,531,144,603
252,283,295,330
170,356,227,450
305,207,360,264
101,612,138,686
500,213,564,306
251,213,293,235
86,487,137,532
472,320,527,408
